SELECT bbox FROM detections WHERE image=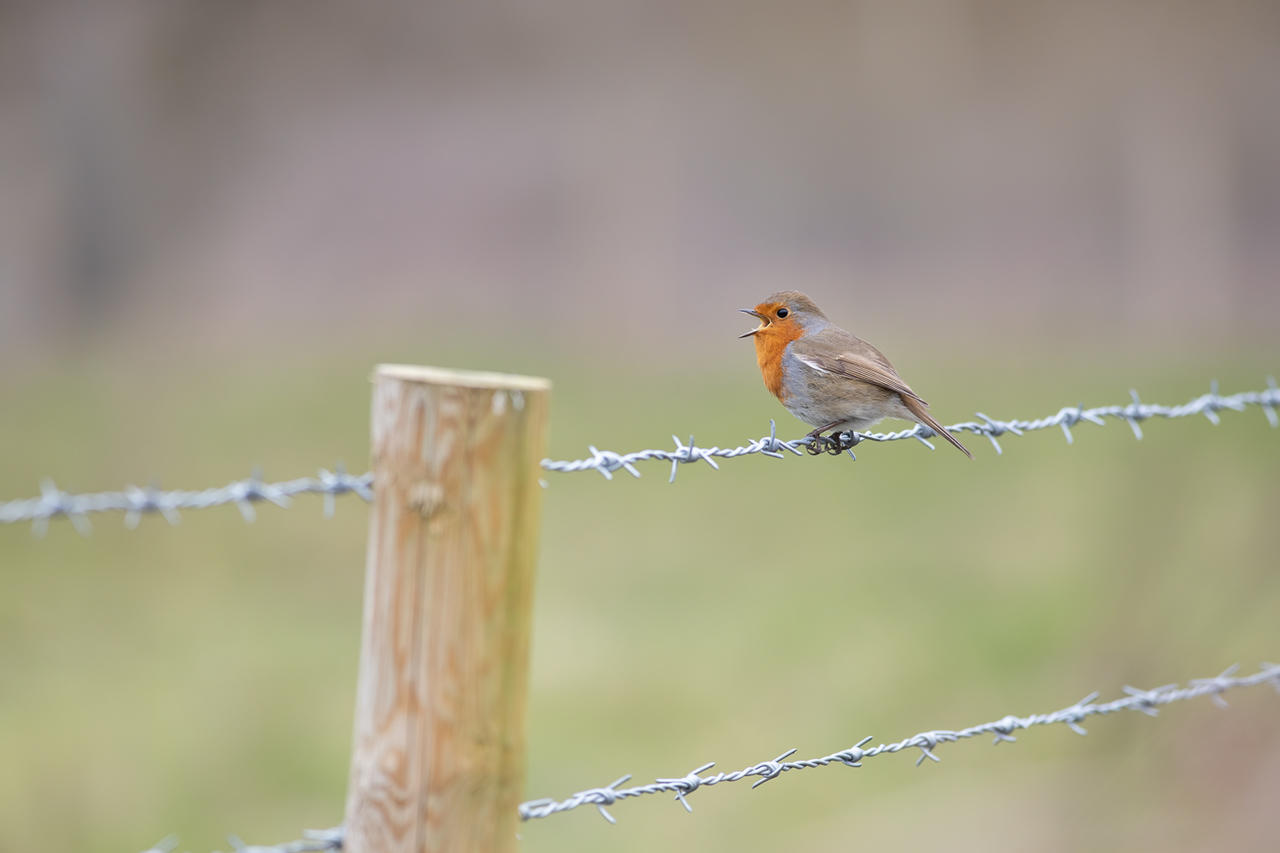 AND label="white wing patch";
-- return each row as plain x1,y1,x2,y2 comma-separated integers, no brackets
796,354,834,374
